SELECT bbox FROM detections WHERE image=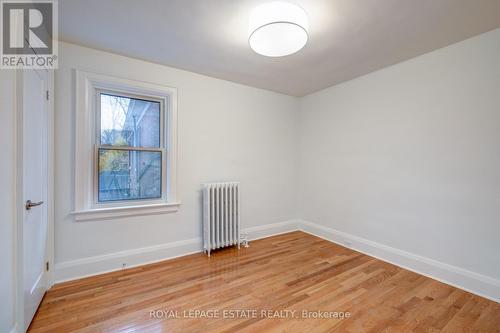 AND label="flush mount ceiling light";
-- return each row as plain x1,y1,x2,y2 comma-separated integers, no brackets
249,2,309,57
